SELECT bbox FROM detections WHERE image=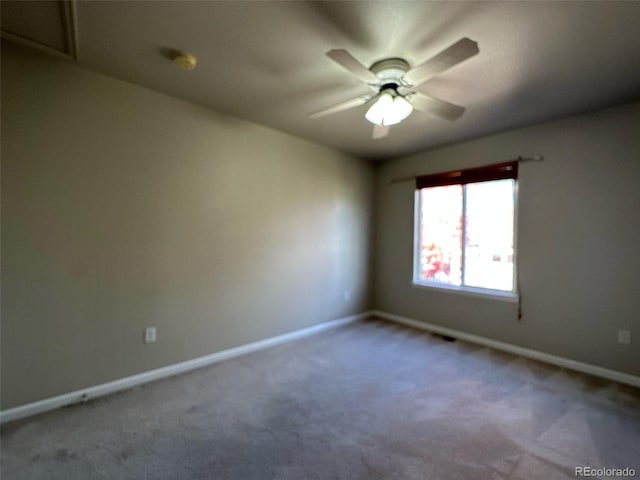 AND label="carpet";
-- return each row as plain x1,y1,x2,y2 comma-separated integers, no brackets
2,318,639,479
